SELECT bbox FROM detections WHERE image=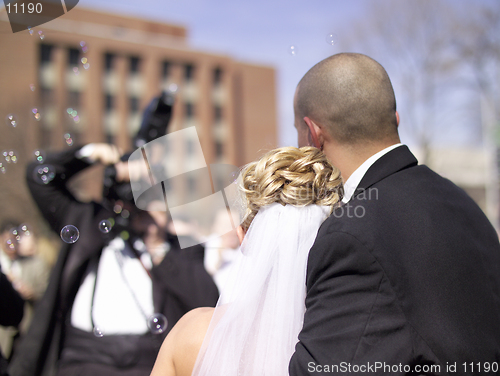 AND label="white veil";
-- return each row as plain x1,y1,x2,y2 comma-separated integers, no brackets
192,202,330,376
